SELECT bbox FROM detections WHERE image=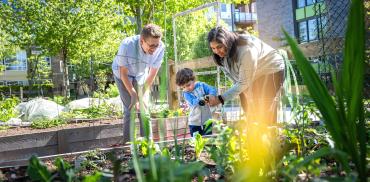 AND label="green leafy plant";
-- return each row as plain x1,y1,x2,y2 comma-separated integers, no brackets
0,65,5,73
150,107,188,118
287,101,323,157
150,106,170,118
134,138,158,157
139,154,206,182
283,0,367,180
54,157,76,182
206,120,235,176
52,96,70,106
192,133,208,160
167,108,188,118
65,102,122,119
30,118,66,129
0,96,20,122
105,150,128,182
79,150,107,171
0,125,10,130
82,172,111,182
27,156,74,182
105,83,119,98
27,155,52,182
27,155,111,182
